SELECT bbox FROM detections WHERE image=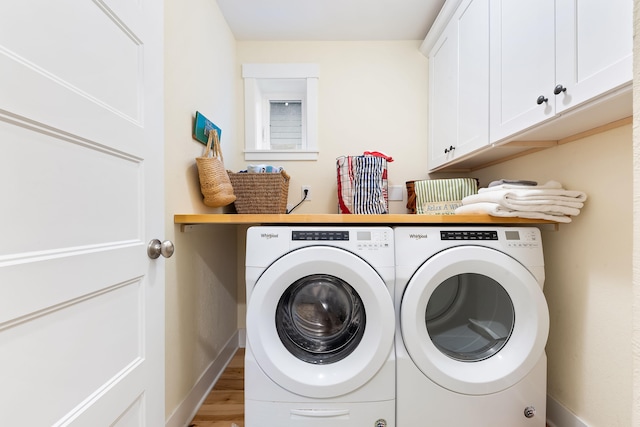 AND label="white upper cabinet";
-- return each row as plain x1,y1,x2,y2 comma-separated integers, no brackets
425,0,490,170
489,0,556,142
554,0,633,113
490,0,632,143
428,22,457,169
424,0,632,171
